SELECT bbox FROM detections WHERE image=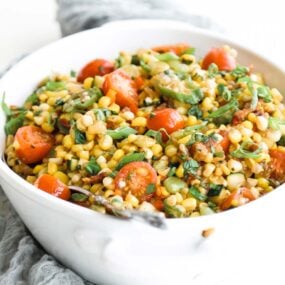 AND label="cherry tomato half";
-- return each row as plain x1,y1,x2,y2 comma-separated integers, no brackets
147,108,185,139
269,148,285,182
34,174,71,200
202,47,236,71
14,125,54,164
77,59,114,83
103,70,138,113
114,161,157,201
